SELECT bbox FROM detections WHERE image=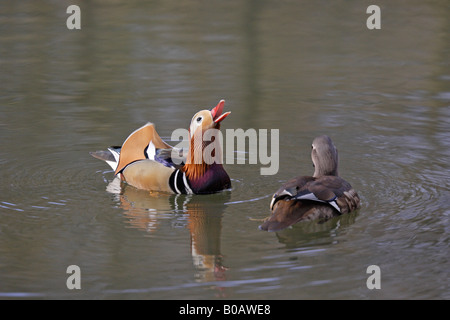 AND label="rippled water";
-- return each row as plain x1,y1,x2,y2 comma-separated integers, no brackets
0,1,449,299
